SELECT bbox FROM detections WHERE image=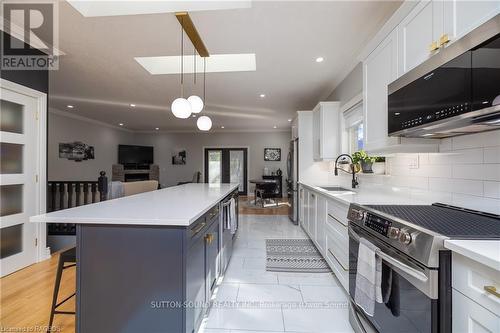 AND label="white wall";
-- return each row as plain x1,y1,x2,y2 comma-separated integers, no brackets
326,62,362,106
48,110,135,181
131,131,291,195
